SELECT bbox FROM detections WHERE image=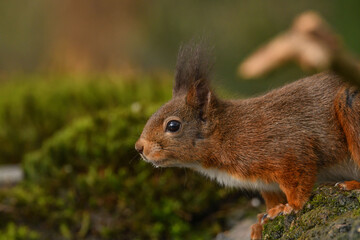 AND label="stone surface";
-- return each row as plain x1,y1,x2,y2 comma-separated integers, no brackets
0,165,23,186
216,217,255,240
